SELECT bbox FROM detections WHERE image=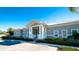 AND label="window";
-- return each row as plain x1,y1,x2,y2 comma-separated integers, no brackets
71,29,79,35
53,30,59,38
32,26,39,35
61,30,68,38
